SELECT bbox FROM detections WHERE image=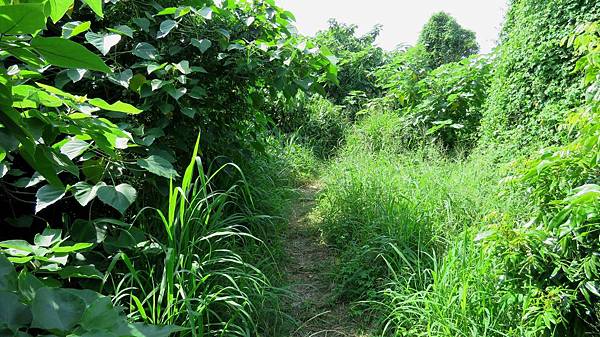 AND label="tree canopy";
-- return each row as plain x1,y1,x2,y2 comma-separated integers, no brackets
417,12,479,68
